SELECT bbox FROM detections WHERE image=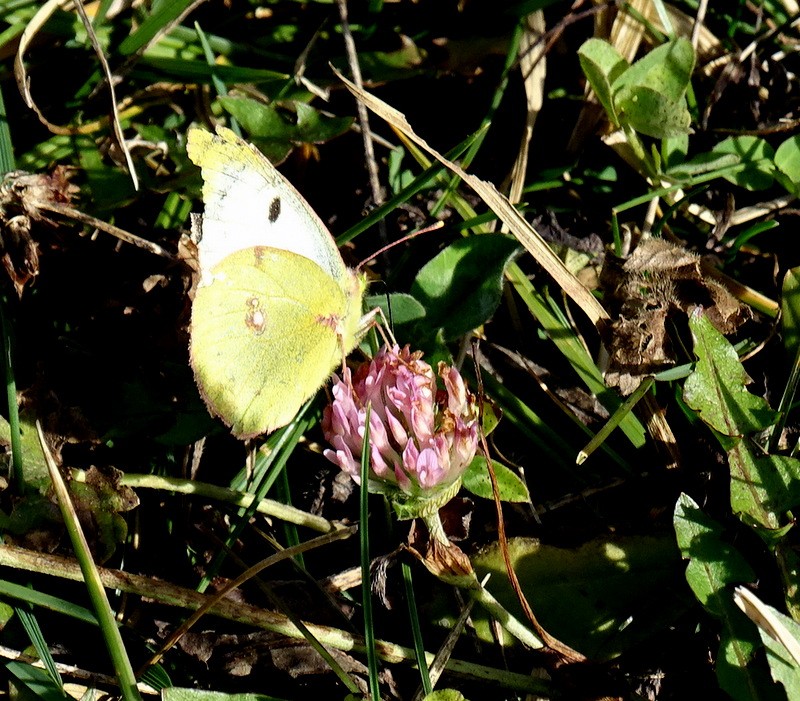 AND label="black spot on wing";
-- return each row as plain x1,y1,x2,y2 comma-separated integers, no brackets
268,196,281,223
